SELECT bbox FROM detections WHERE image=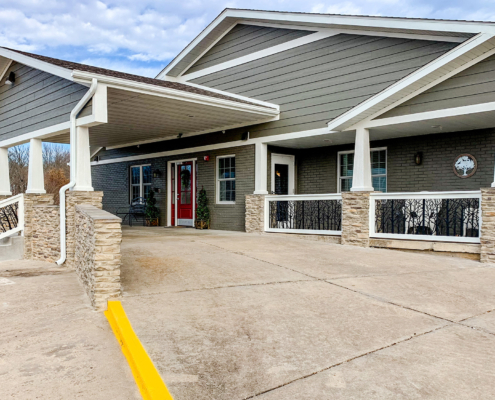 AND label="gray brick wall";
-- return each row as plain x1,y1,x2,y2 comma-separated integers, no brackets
92,145,254,231
296,128,495,194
